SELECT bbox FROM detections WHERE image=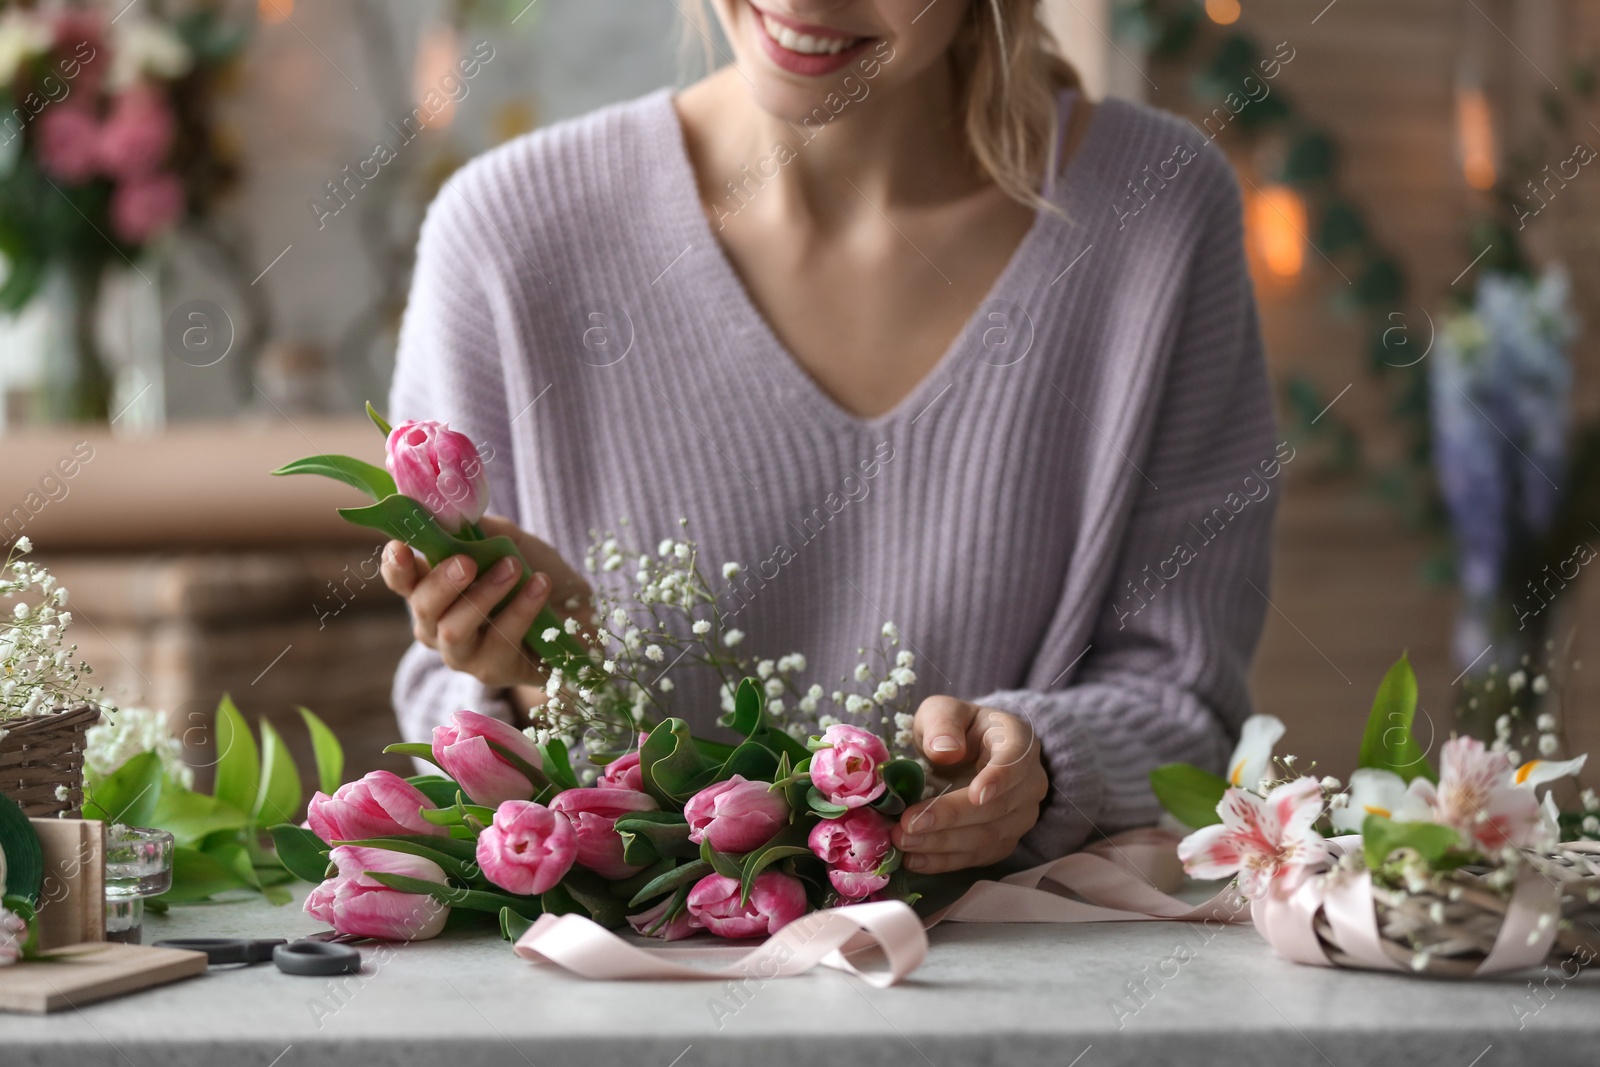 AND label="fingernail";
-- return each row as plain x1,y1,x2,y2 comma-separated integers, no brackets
524,572,550,600
906,855,926,871
929,736,960,753
492,557,518,582
974,785,992,806
448,557,472,582
900,833,922,848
